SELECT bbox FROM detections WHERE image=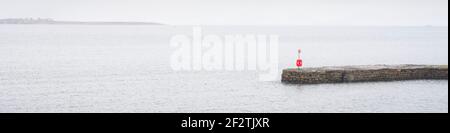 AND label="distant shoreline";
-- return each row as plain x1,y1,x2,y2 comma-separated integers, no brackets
0,18,164,25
